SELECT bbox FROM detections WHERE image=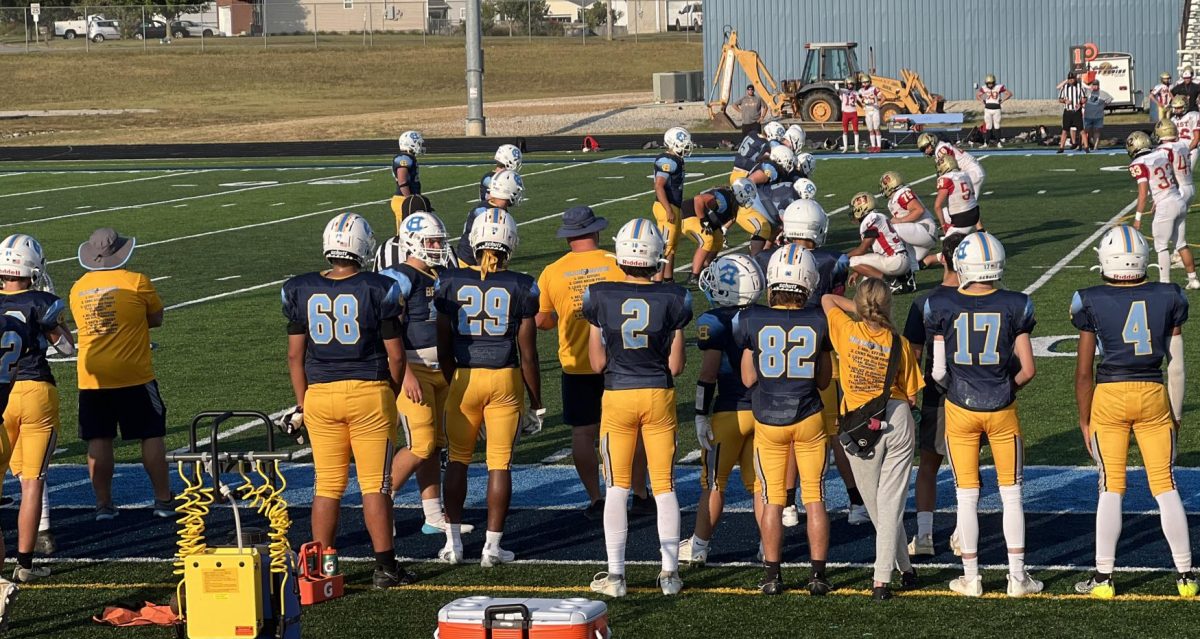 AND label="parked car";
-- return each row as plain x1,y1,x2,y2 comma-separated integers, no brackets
674,2,702,31
88,19,122,42
170,20,216,38
54,14,104,39
132,19,168,40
